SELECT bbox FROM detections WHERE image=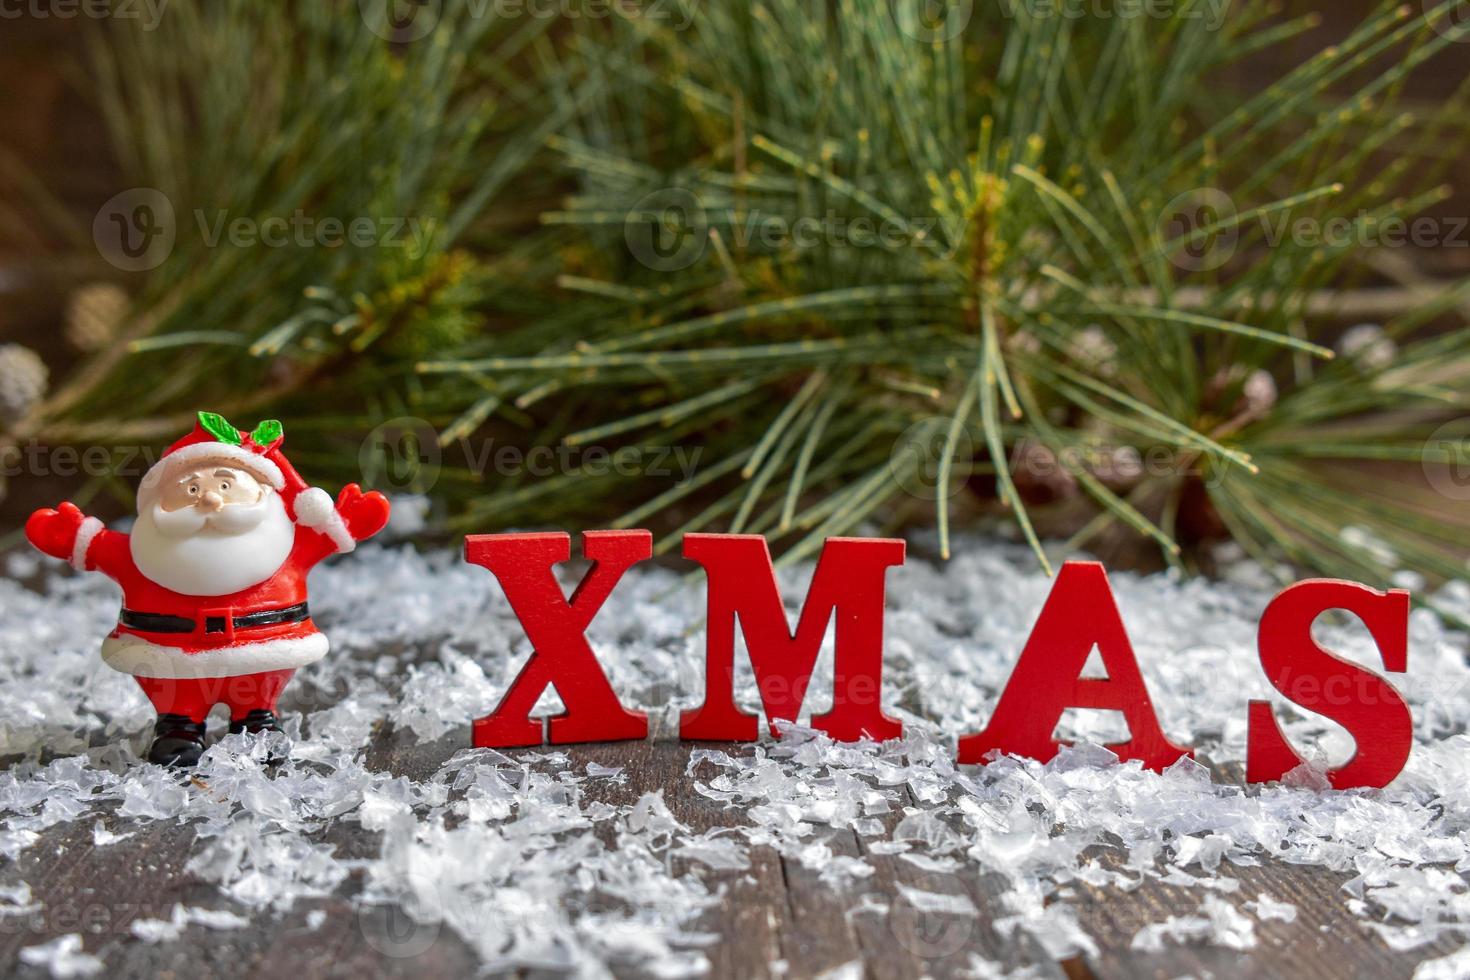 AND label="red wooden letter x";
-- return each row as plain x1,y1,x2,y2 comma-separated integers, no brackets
465,530,651,747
